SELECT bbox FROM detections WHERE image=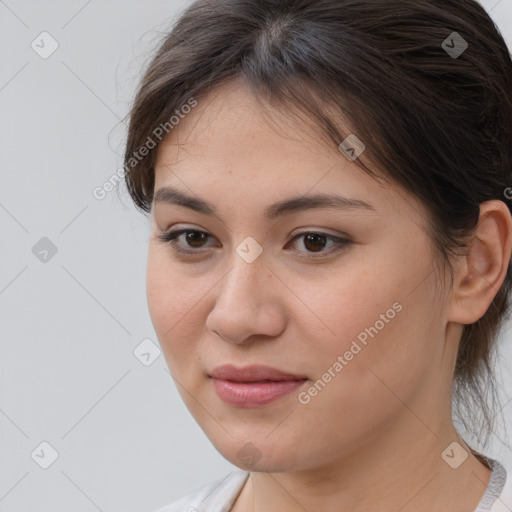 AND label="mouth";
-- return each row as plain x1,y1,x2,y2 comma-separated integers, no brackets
209,364,308,407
